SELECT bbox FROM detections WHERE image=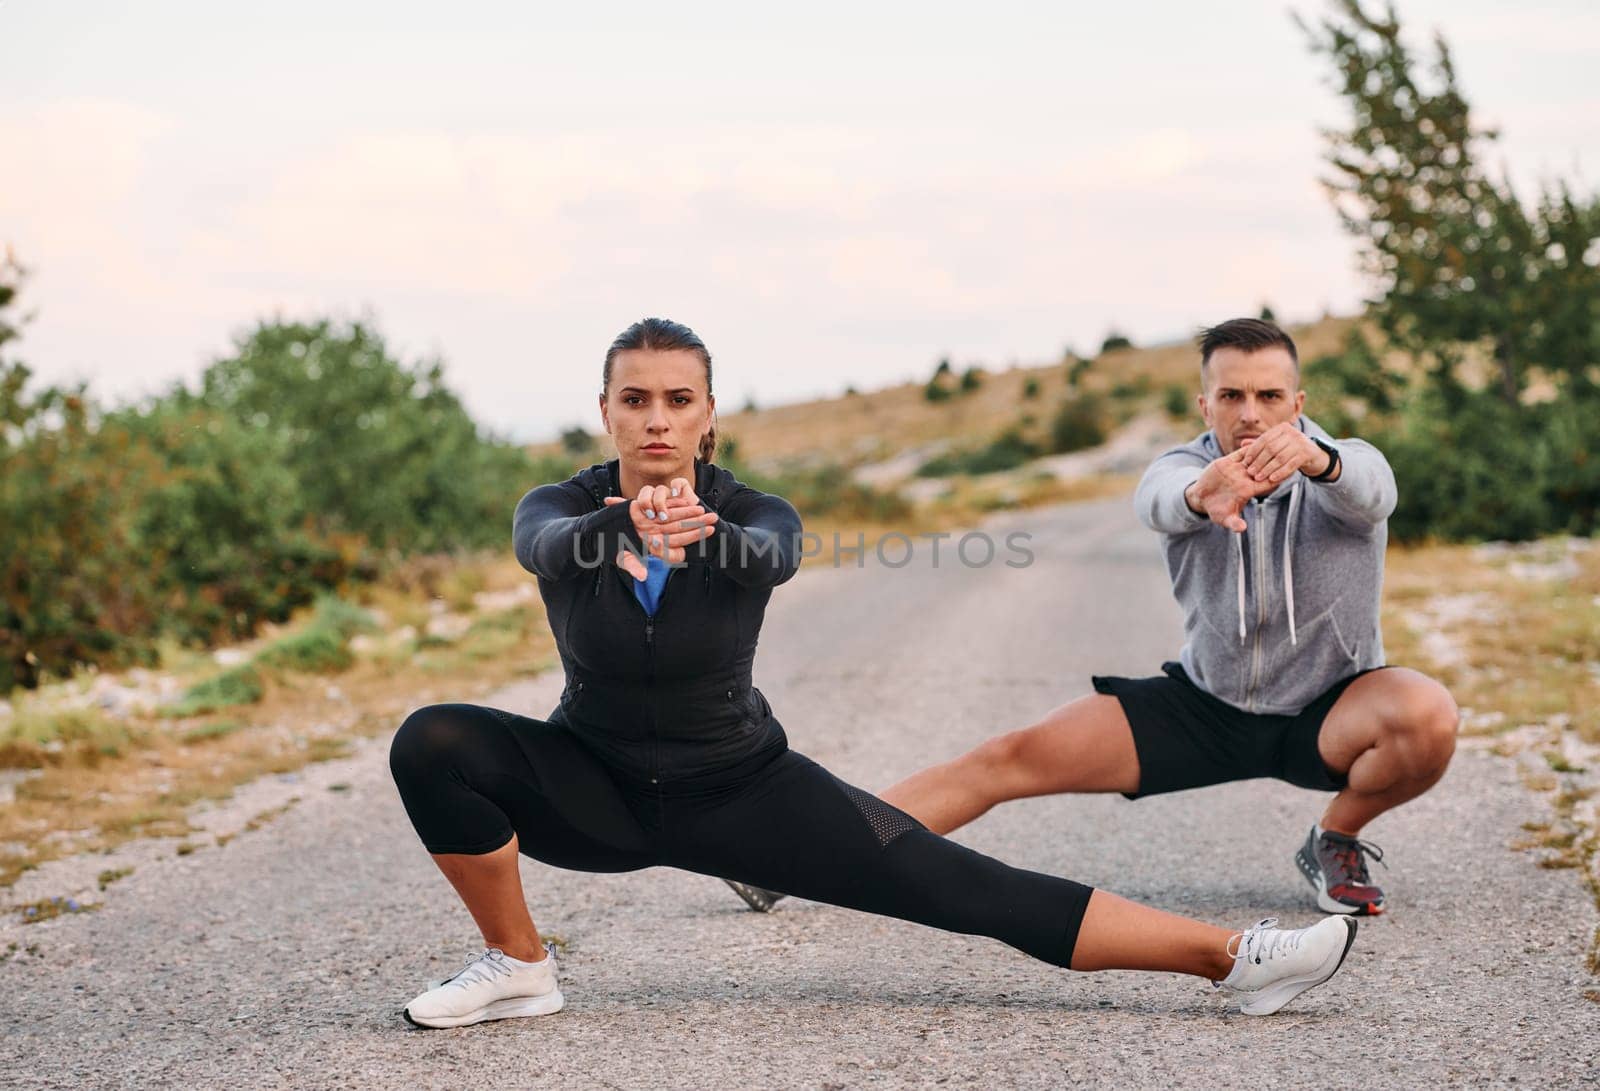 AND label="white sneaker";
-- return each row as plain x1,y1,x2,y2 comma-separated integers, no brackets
403,947,565,1029
1216,916,1357,1016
